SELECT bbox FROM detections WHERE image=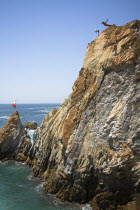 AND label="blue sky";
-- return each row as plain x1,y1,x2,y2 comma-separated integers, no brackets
0,0,139,103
